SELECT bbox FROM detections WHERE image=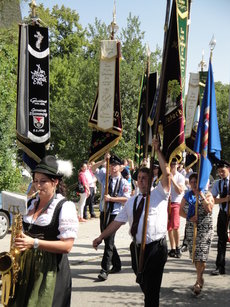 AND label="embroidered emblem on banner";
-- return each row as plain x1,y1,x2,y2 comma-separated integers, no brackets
33,116,45,129
34,31,44,50
31,64,47,86
30,98,47,106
